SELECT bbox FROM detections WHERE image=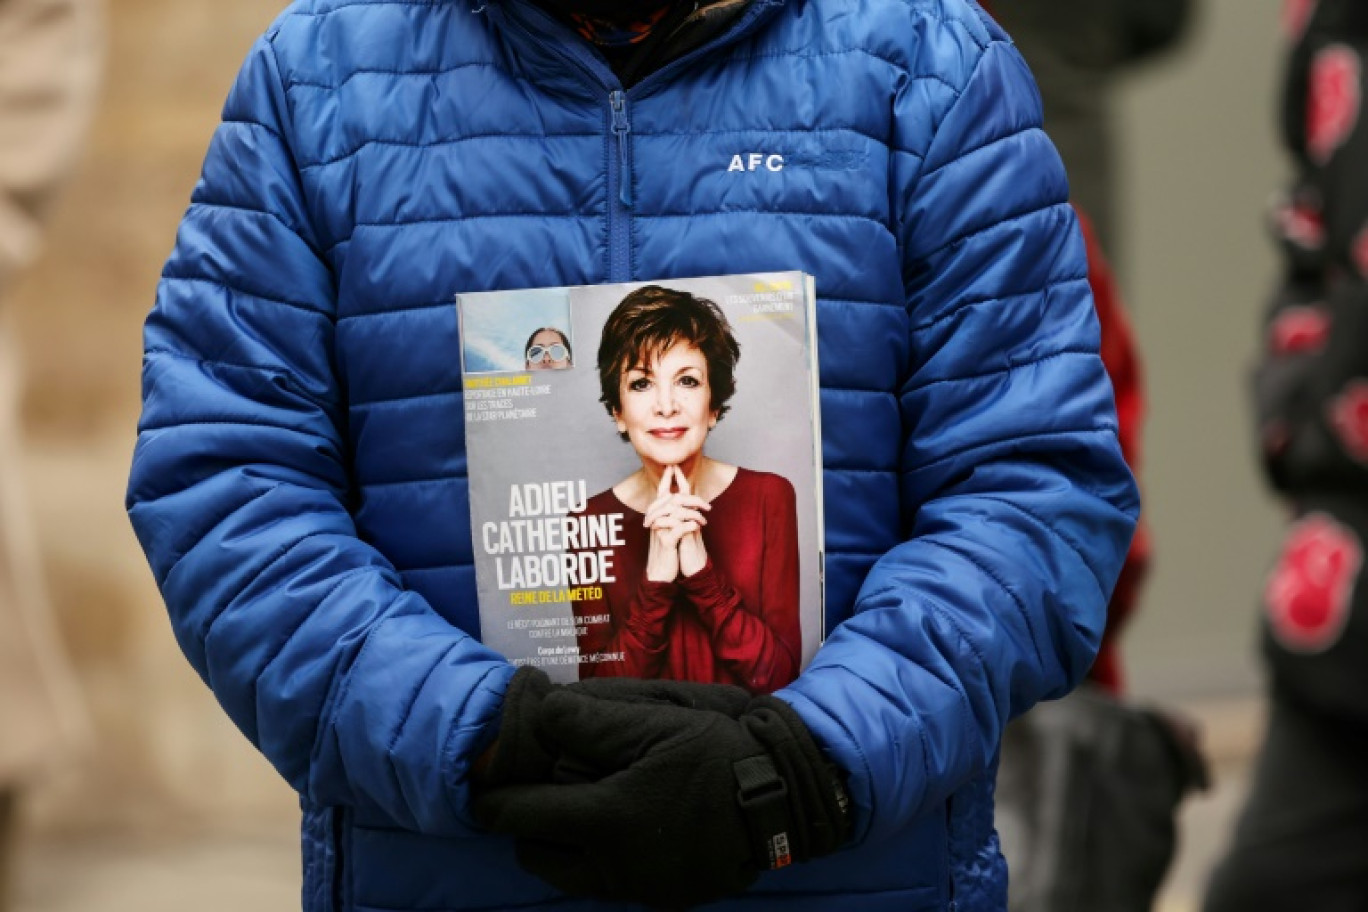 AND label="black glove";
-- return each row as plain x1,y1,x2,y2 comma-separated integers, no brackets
568,674,754,715
478,670,752,788
474,684,852,909
475,665,557,788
